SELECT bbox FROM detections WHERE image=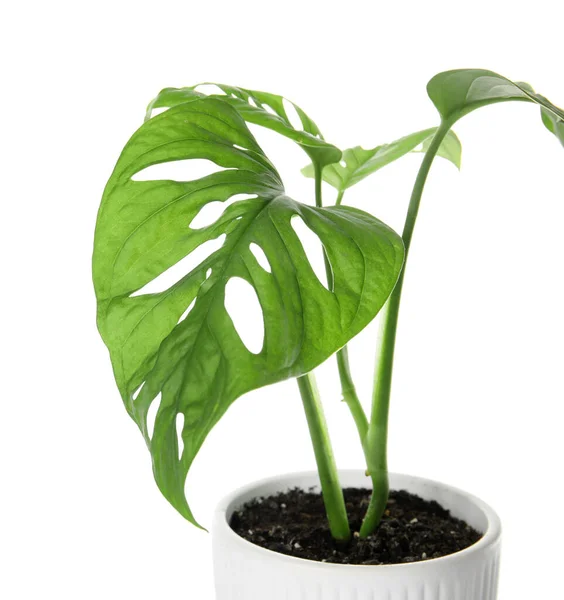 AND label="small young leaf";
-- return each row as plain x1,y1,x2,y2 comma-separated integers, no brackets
427,69,564,146
415,129,462,167
301,128,461,195
93,96,404,525
146,84,342,168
